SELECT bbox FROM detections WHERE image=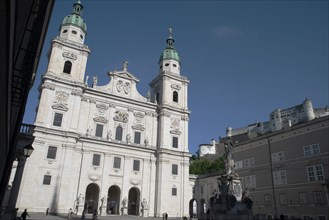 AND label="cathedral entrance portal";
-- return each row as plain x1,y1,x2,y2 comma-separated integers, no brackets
128,187,140,215
107,185,121,214
189,199,198,218
85,183,100,214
